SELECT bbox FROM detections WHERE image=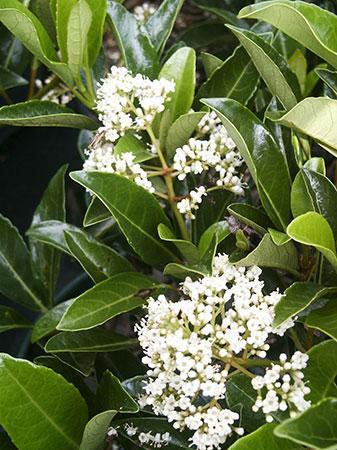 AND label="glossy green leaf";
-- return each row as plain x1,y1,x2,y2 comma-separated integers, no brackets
107,1,159,78
27,220,79,254
0,306,31,333
158,223,199,265
0,353,88,450
30,165,67,304
45,328,136,353
58,272,156,331
66,0,92,81
83,196,110,227
270,97,337,157
227,26,301,109
268,228,291,246
304,340,337,404
0,65,27,90
236,233,299,275
163,262,205,280
30,0,57,42
196,46,259,106
0,214,46,311
288,49,307,94
287,212,337,272
55,0,76,61
316,68,337,96
201,52,222,78
306,300,337,342
54,352,96,377
145,0,183,54
114,133,153,163
198,221,231,255
273,283,337,328
31,299,74,343
193,0,248,28
80,412,116,450
160,47,196,123
64,229,134,283
81,0,107,67
70,171,178,267
275,398,337,449
291,168,337,237
166,111,205,160
202,98,291,230
0,0,73,85
228,203,272,235
228,423,300,450
239,1,337,70
0,100,98,128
